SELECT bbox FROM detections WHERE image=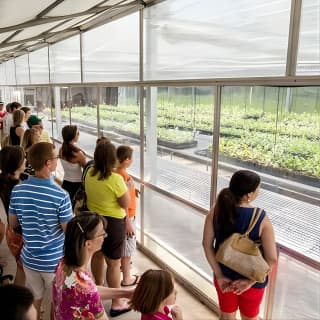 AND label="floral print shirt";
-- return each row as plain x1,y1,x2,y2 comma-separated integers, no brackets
53,260,105,320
